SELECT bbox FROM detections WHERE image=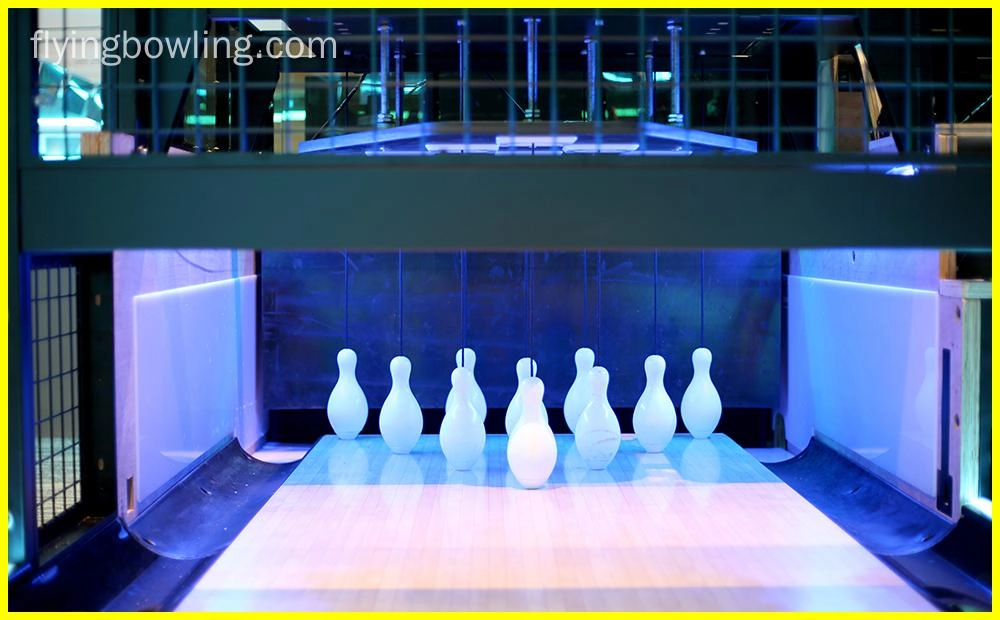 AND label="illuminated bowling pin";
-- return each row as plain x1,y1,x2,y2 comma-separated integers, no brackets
445,348,487,424
505,357,549,434
680,347,722,439
440,367,486,471
379,356,423,454
574,366,621,469
327,348,368,440
632,354,677,453
507,377,557,489
563,347,595,433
